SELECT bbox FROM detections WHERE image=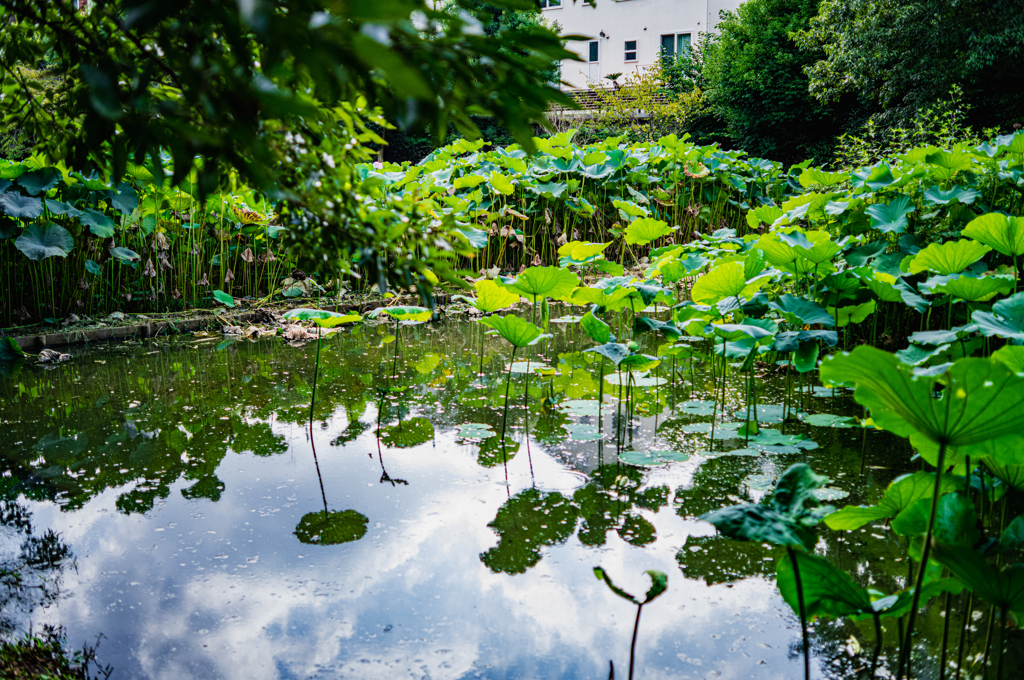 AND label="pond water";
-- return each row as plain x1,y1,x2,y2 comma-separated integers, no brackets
0,314,949,679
